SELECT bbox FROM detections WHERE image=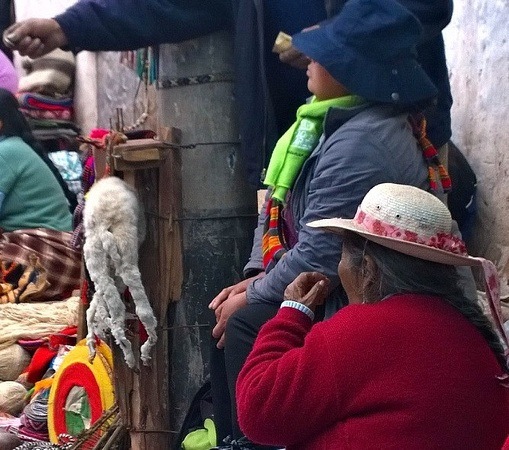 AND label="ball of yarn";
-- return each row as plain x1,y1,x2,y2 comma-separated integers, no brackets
0,344,31,382
0,431,22,449
0,381,27,416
